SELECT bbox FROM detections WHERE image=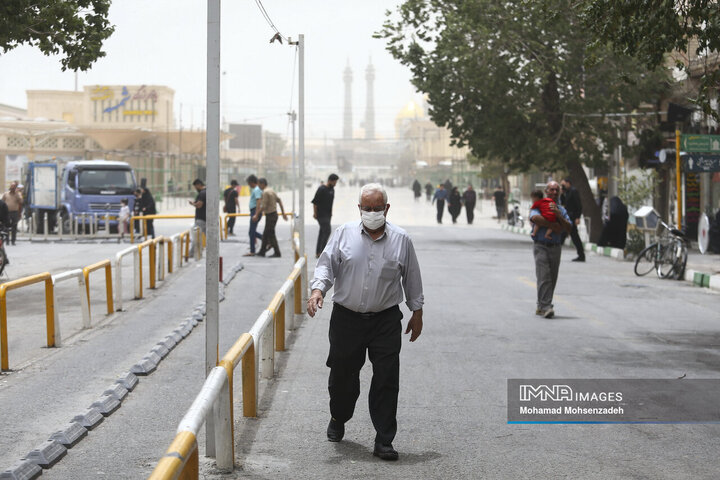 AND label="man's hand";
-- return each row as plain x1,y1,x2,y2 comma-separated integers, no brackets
252,214,259,222
282,213,288,221
405,310,423,342
307,289,324,317
575,218,580,226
